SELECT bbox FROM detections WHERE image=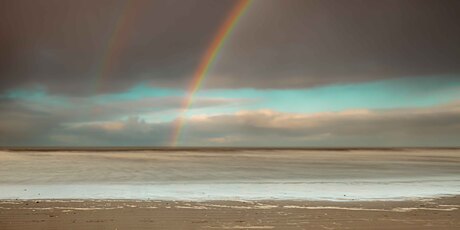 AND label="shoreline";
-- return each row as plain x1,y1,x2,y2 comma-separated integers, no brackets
1,196,459,229
0,192,459,202
3,147,460,152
